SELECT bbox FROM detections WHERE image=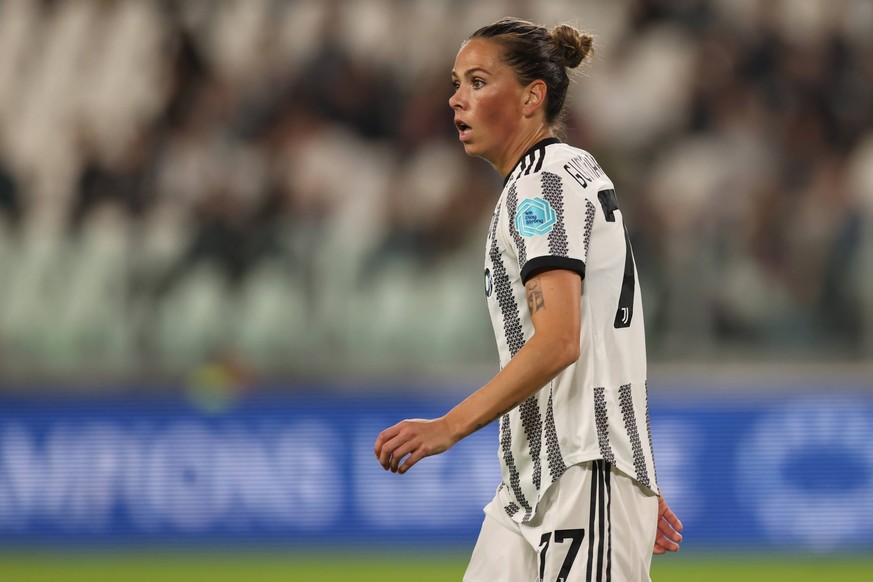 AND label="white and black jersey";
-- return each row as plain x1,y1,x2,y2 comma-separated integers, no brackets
483,137,658,525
